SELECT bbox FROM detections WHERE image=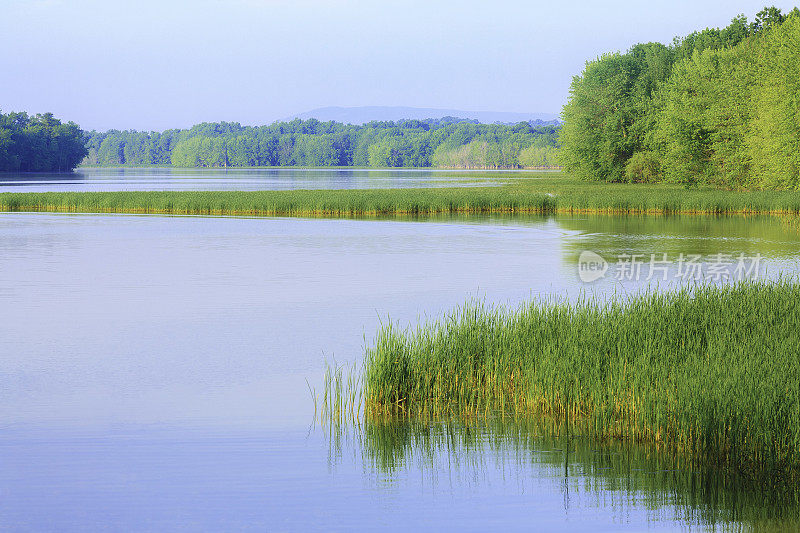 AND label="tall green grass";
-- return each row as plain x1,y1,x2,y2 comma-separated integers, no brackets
361,280,800,482
2,175,800,217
